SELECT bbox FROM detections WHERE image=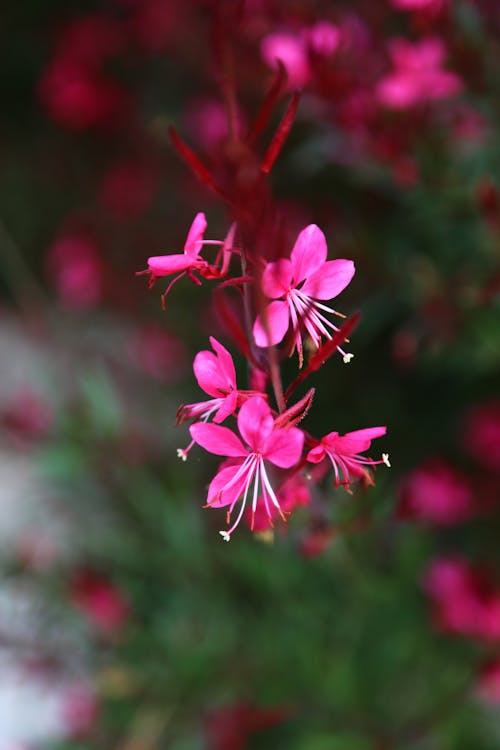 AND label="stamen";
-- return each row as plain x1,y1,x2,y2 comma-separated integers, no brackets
219,531,231,542
382,453,391,468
